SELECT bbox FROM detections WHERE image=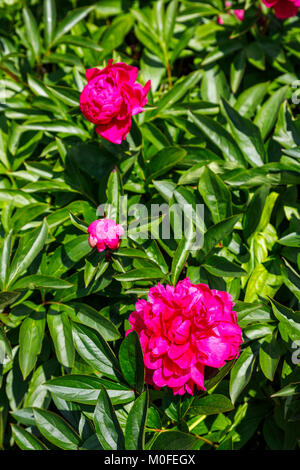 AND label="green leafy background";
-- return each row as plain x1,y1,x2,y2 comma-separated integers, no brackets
0,0,300,451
